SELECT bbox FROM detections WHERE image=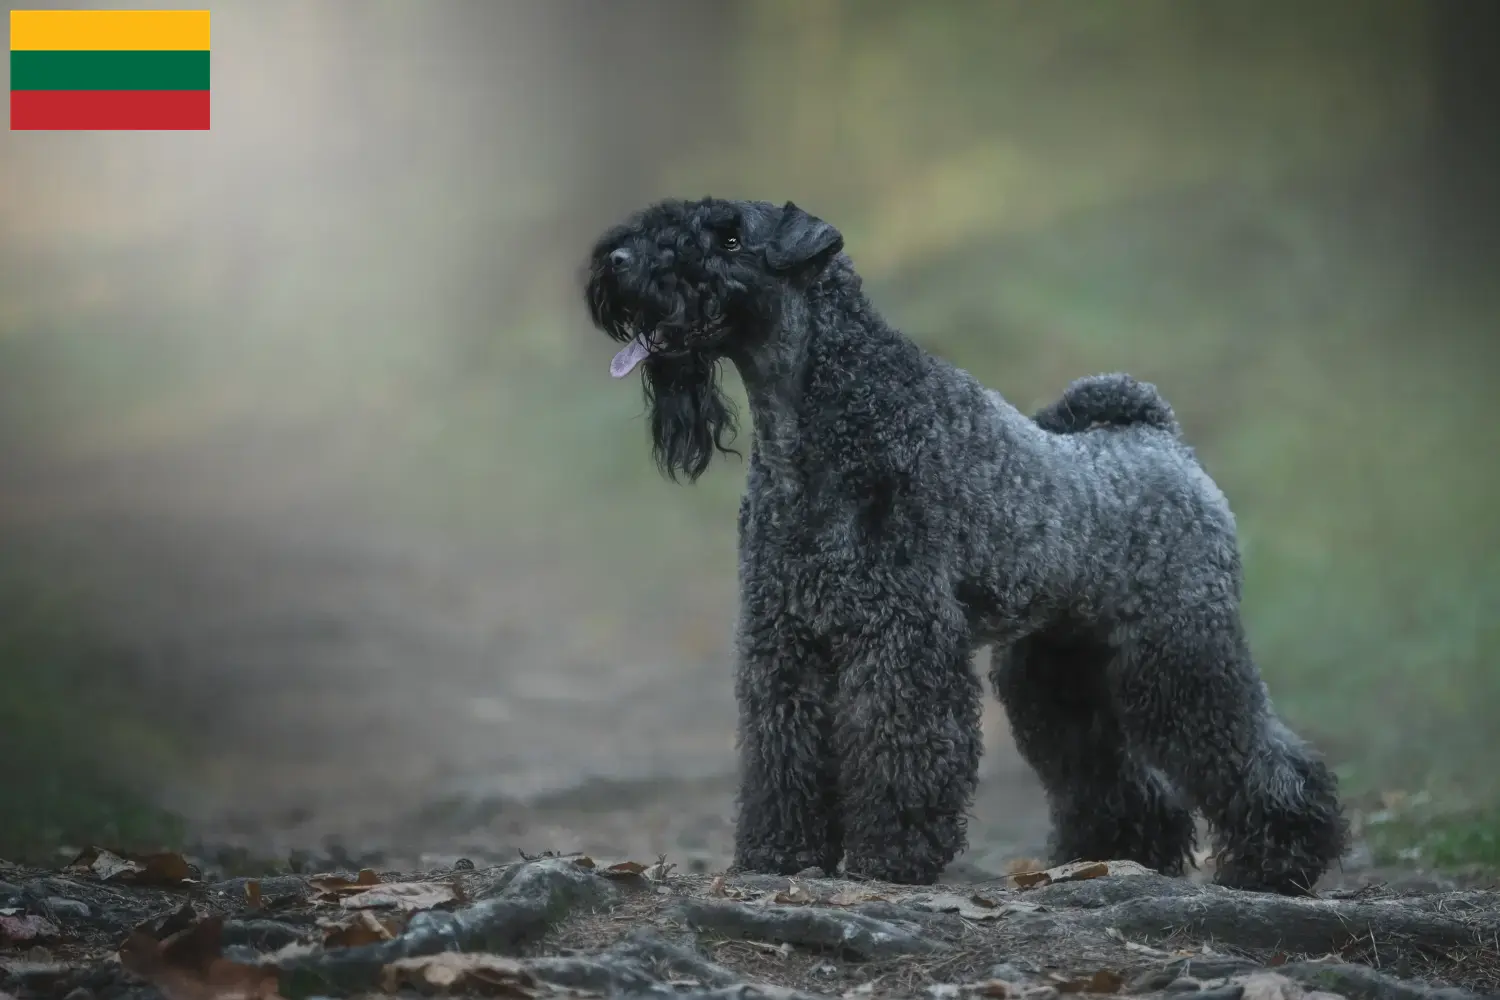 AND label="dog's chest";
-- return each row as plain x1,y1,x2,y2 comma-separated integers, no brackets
737,476,886,633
